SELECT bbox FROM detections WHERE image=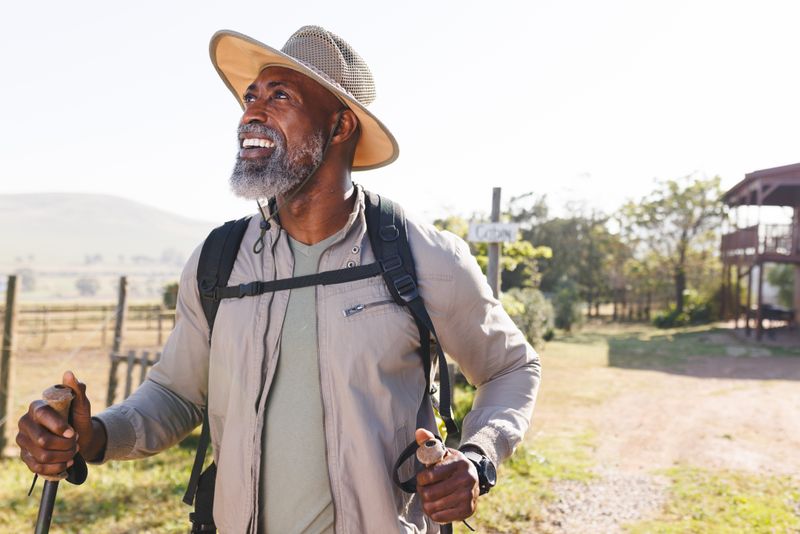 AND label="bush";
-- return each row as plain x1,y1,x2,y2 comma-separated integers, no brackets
502,287,555,350
653,290,714,328
552,277,584,332
163,282,179,309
